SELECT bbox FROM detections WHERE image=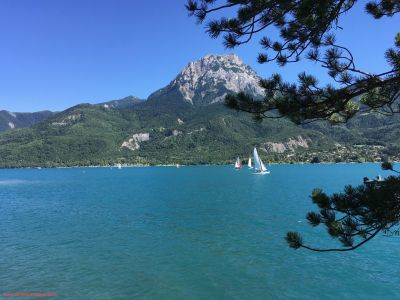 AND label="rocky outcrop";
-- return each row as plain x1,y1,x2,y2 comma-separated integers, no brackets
263,136,311,153
148,54,264,106
52,114,81,126
121,133,150,151
187,127,206,135
172,129,182,136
